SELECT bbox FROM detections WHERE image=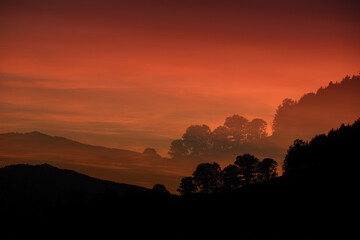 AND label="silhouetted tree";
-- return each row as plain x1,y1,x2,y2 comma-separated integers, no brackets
167,115,270,158
224,114,249,144
182,125,212,155
280,118,360,195
256,158,278,182
177,152,281,194
192,162,222,194
235,153,259,186
177,176,197,195
143,148,161,158
212,126,232,151
272,98,296,135
283,139,307,175
221,164,241,191
168,139,188,158
152,184,170,194
143,148,157,155
247,118,268,142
